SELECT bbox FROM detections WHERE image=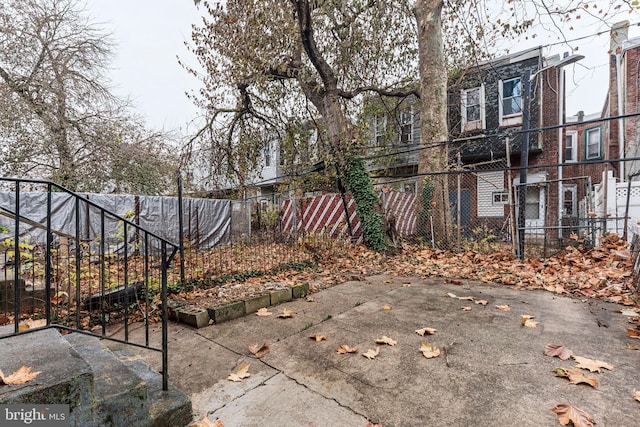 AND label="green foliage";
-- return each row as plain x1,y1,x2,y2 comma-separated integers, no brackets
342,156,385,252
